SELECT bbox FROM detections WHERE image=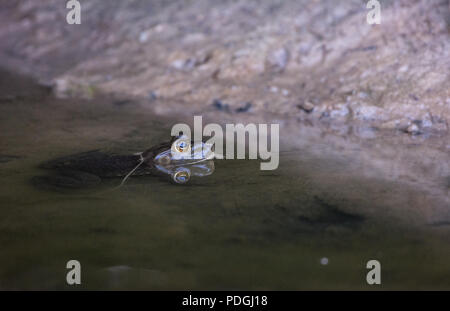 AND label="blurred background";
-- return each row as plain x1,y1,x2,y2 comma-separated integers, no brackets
0,0,449,128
